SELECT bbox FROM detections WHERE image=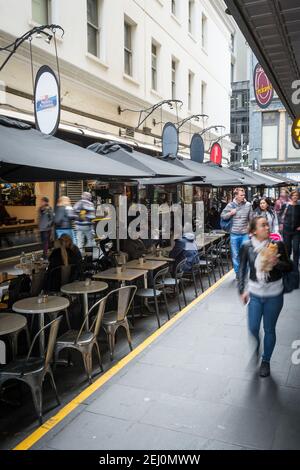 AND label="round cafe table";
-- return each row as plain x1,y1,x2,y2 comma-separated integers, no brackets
61,281,108,330
12,296,70,355
0,313,29,360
